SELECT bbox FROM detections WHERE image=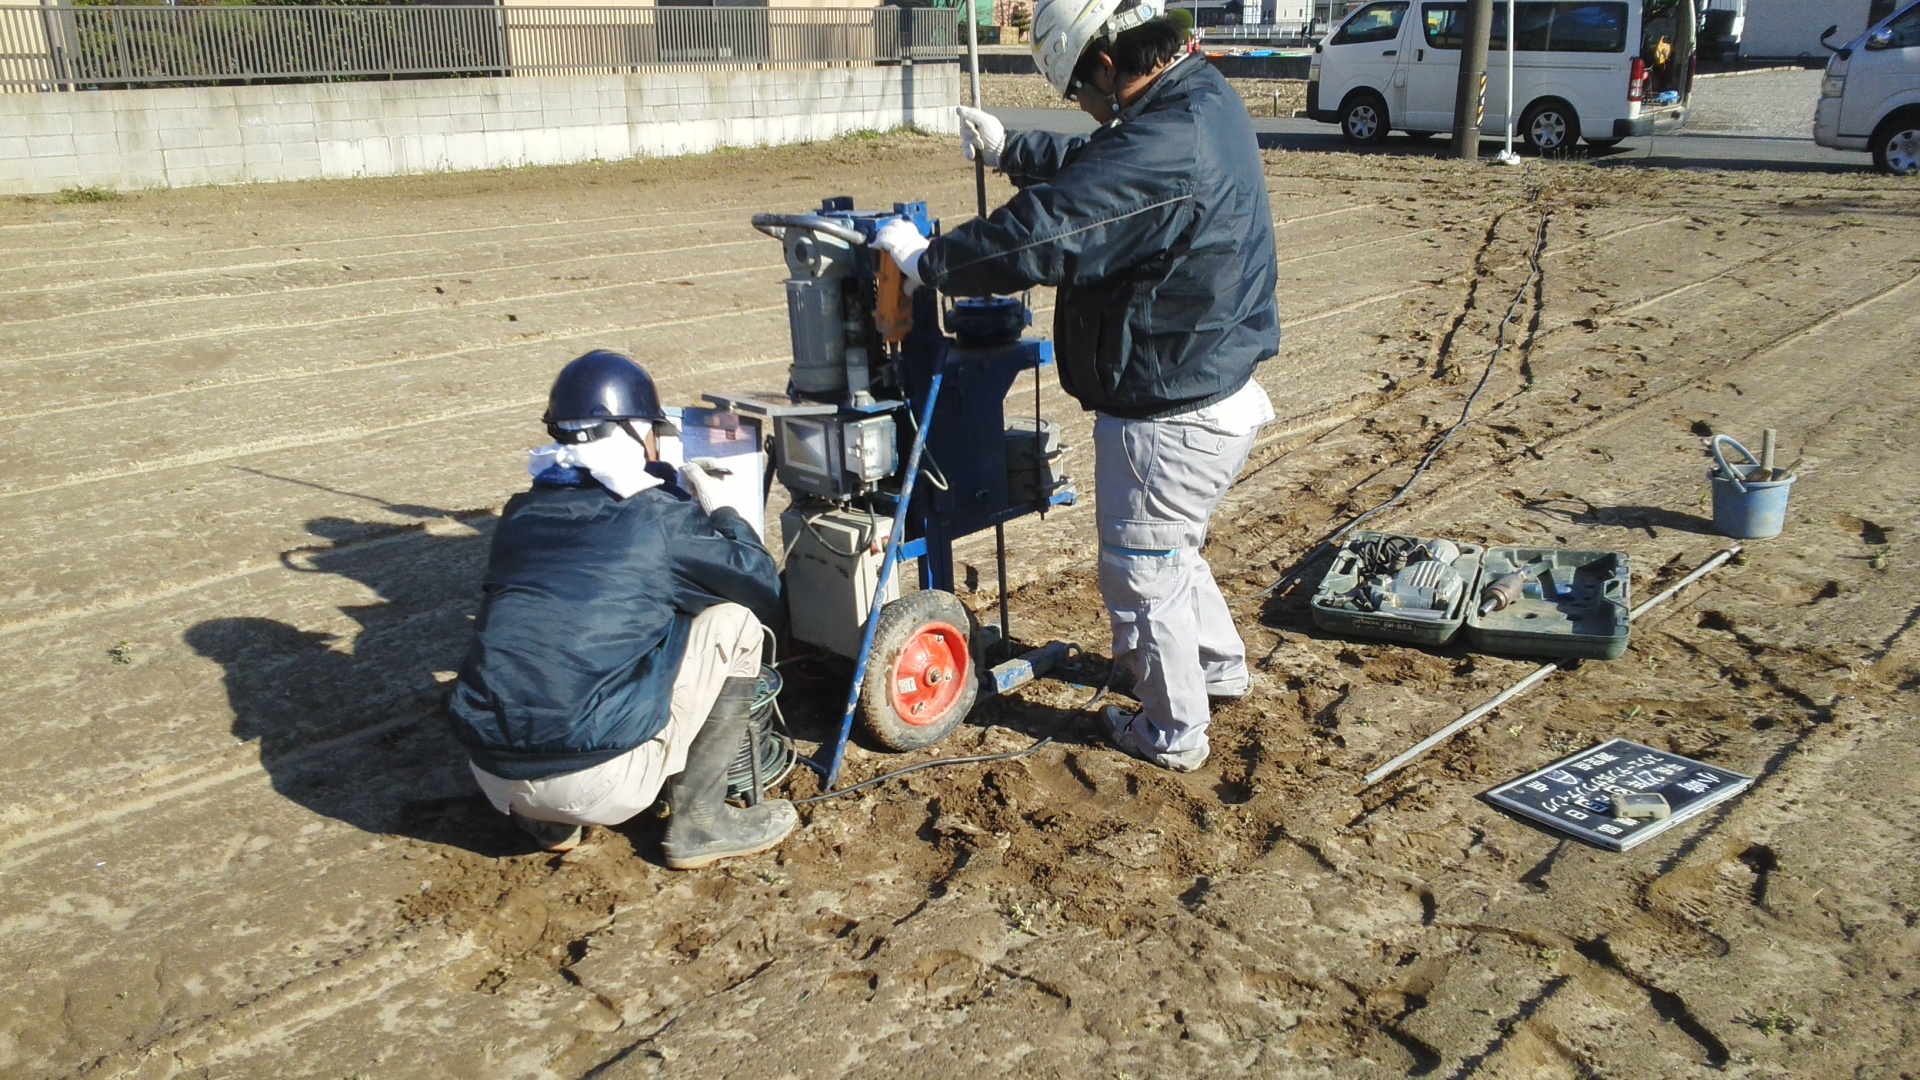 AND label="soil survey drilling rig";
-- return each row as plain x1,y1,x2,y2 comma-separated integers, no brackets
702,197,1077,788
